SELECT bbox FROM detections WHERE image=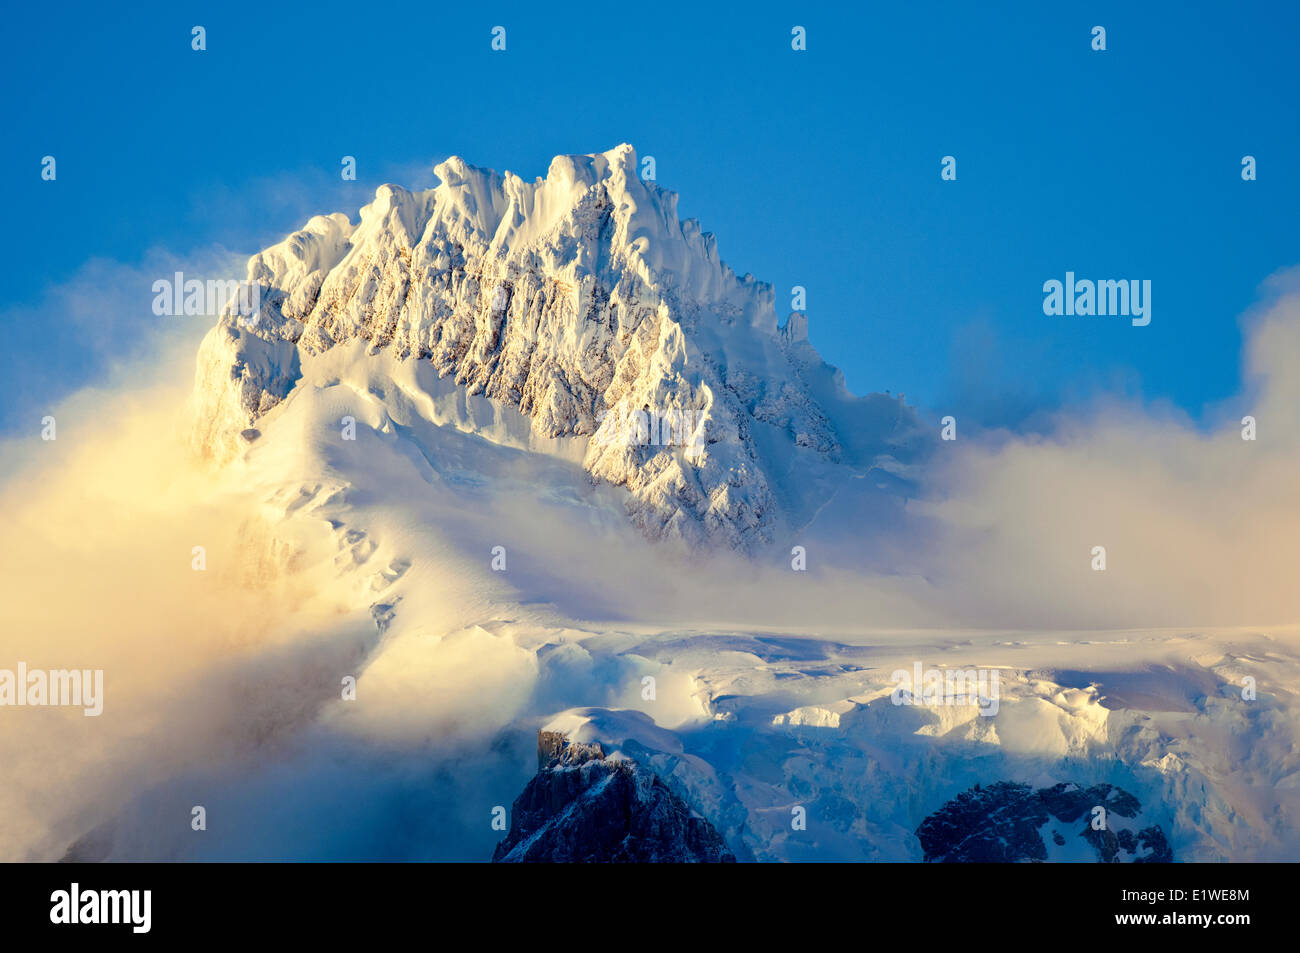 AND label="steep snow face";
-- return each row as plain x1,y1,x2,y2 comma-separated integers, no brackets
191,145,926,549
